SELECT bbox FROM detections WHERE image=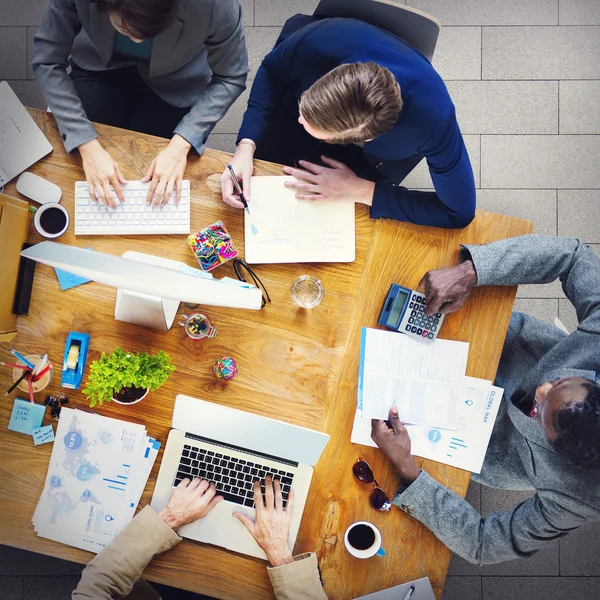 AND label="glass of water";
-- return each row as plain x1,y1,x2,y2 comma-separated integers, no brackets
291,275,324,308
